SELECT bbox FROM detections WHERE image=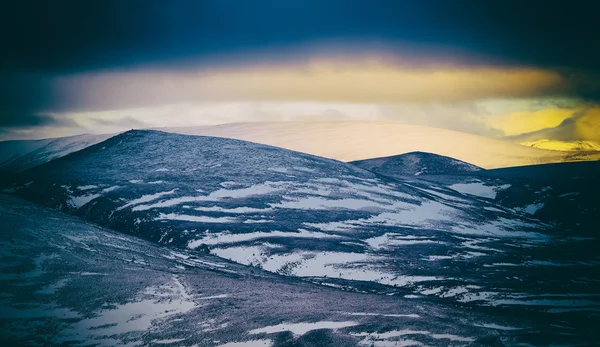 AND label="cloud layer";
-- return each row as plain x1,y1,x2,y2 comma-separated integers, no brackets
1,1,599,141
503,107,600,143
51,59,565,109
